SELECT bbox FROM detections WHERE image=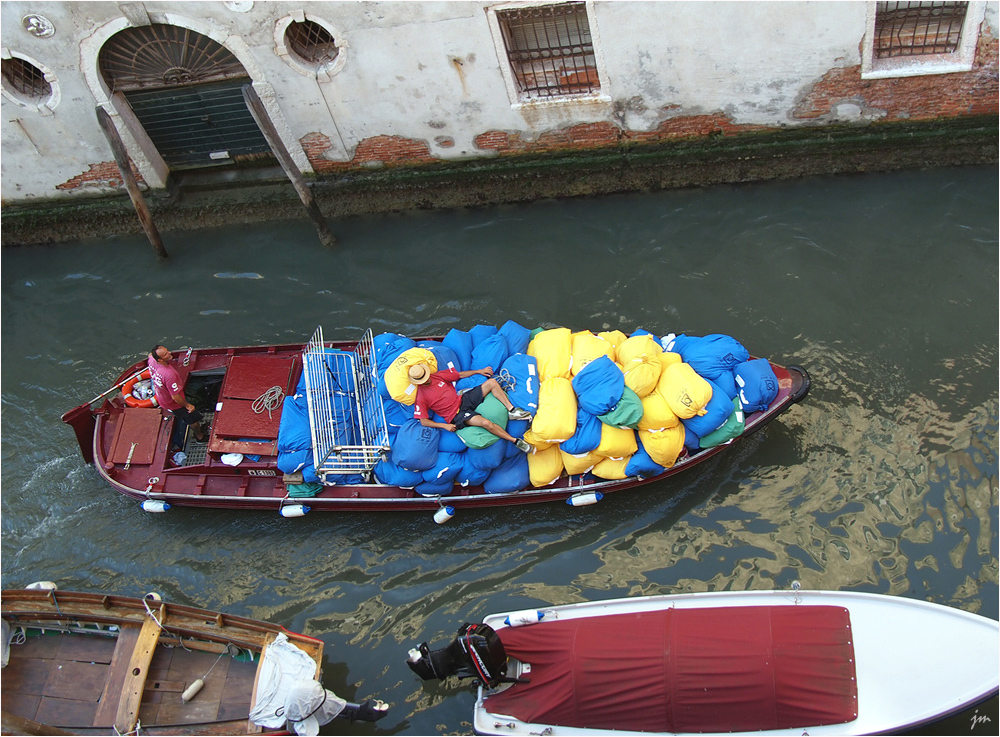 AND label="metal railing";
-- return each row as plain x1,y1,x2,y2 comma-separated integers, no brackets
302,326,389,481
497,2,599,99
874,1,968,58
